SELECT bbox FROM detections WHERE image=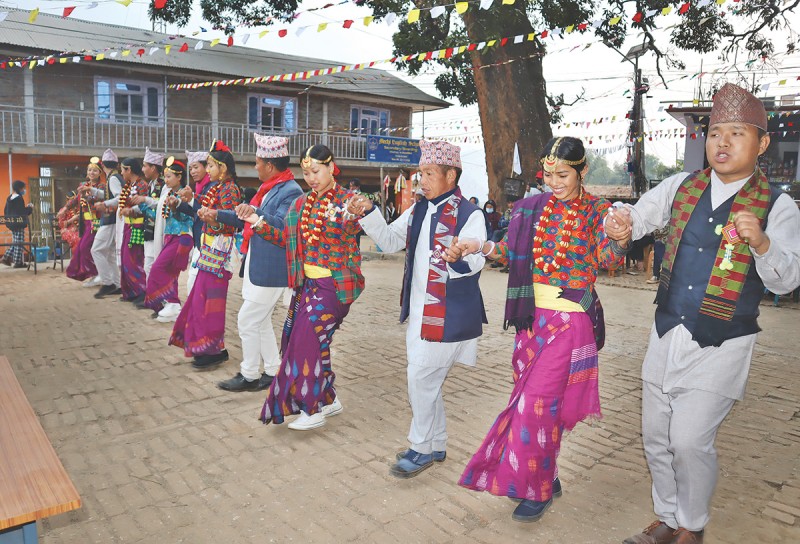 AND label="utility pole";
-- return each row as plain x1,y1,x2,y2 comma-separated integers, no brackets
631,65,649,197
